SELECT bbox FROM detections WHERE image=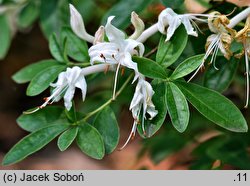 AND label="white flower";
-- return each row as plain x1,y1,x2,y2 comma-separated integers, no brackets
89,16,145,99
120,77,158,150
69,4,94,43
157,8,209,41
28,67,87,113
